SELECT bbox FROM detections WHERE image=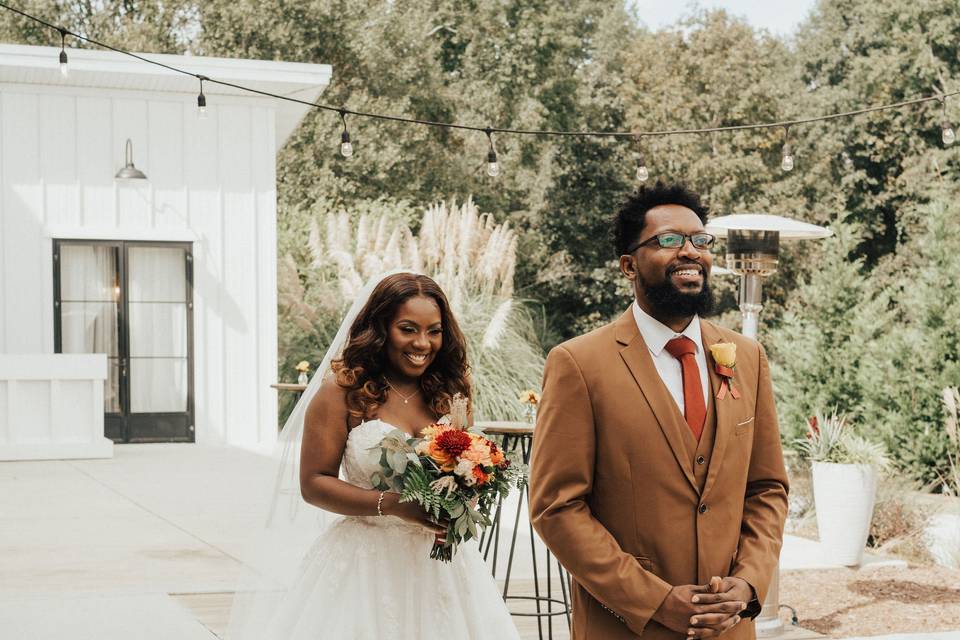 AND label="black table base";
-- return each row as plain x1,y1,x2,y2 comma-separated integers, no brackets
480,433,571,640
